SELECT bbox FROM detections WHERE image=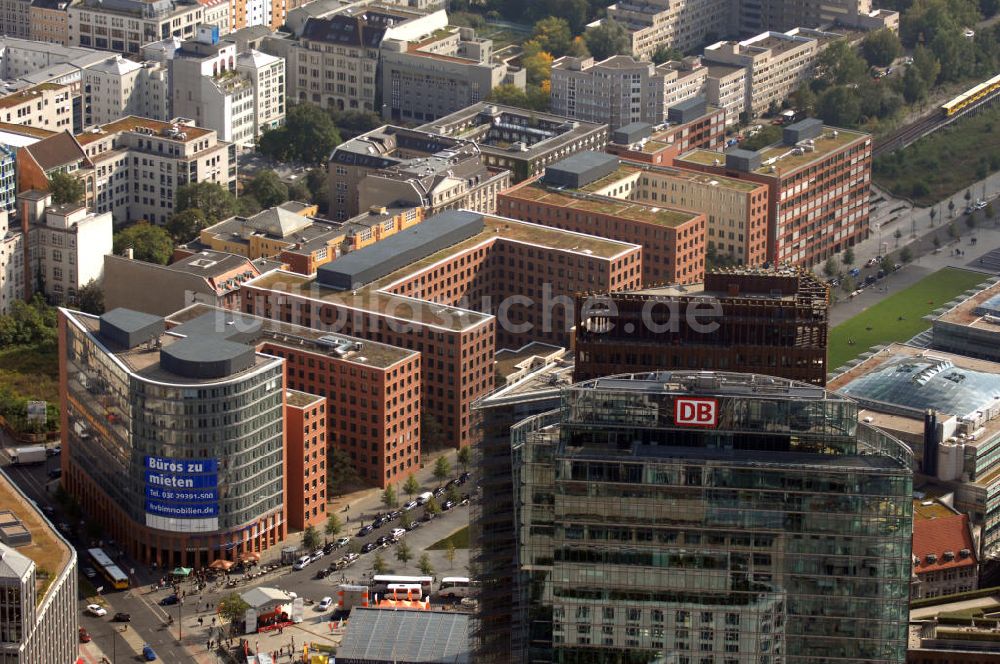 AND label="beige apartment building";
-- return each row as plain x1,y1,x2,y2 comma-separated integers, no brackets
704,63,746,123
29,0,71,45
0,0,31,38
601,0,734,59
284,5,445,112
77,116,236,225
68,0,204,55
199,0,230,33
703,28,840,117
380,26,524,123
0,83,74,131
739,0,897,34
82,55,170,127
550,54,705,129
328,125,508,219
